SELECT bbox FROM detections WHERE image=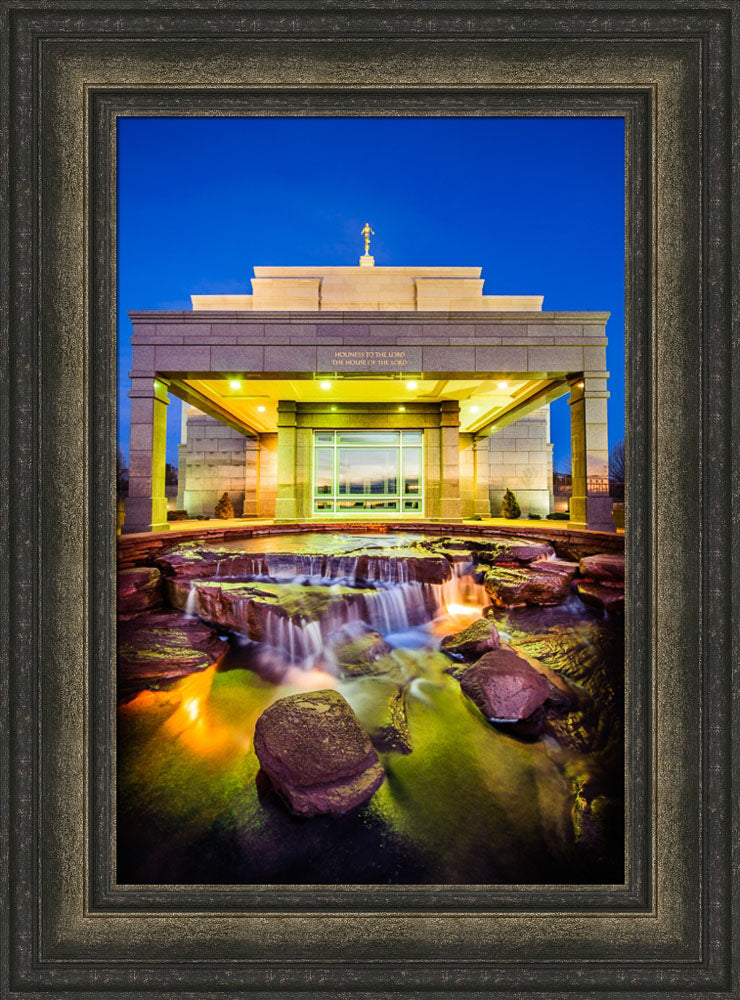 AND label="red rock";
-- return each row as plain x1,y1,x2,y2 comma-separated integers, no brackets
576,582,625,614
117,611,224,695
440,617,500,661
489,541,555,564
459,648,552,721
117,566,162,619
484,565,573,607
253,690,385,816
531,558,579,580
579,553,625,584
